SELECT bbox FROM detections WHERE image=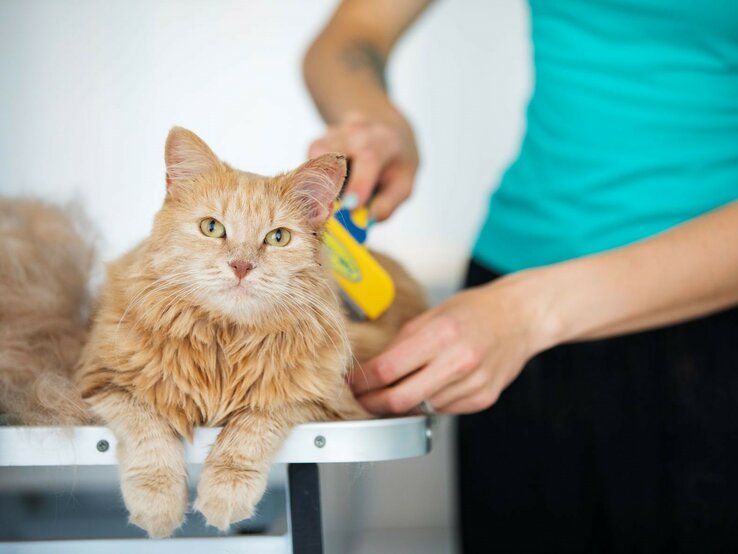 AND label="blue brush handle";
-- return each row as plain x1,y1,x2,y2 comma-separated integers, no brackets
334,207,369,244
